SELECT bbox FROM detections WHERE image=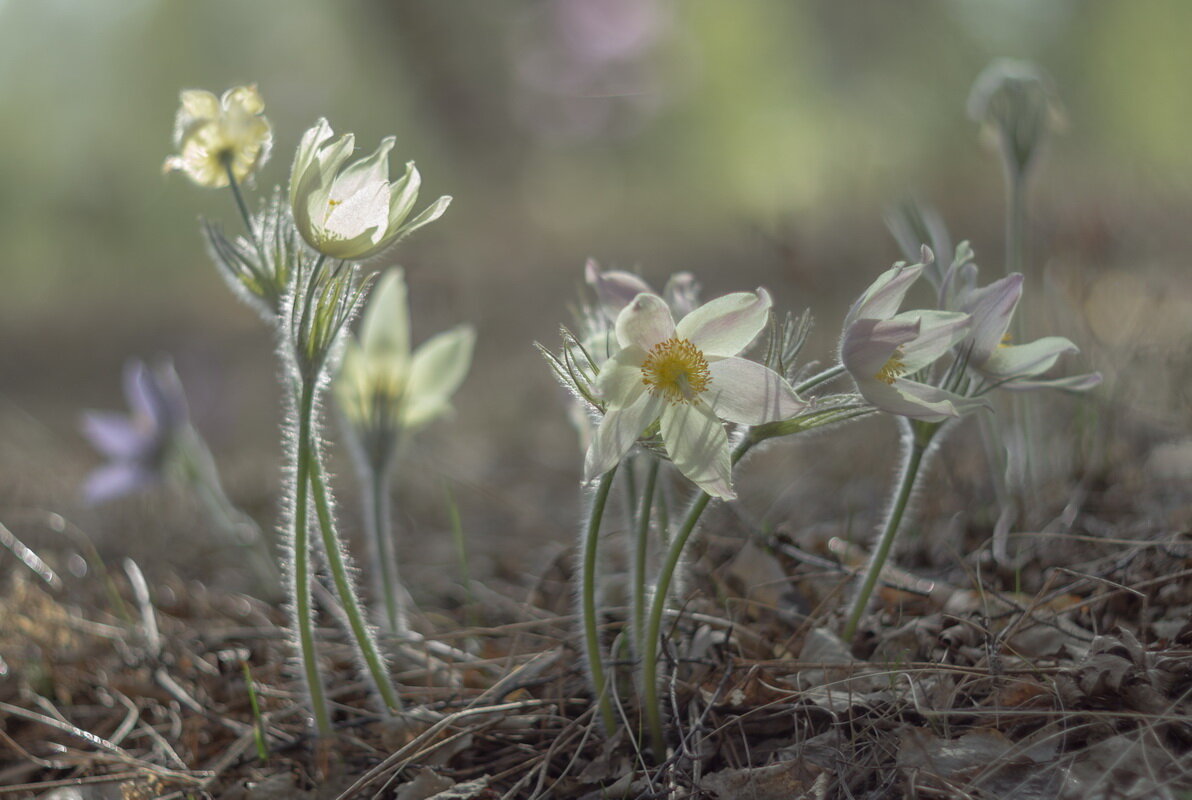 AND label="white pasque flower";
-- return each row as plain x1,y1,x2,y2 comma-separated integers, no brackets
585,289,805,500
164,85,272,188
959,272,1101,392
289,119,452,260
336,269,474,438
841,261,984,422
